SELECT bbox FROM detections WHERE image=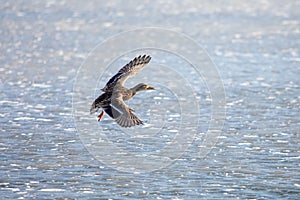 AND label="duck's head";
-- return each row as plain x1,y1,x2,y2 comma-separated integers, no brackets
132,83,156,92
